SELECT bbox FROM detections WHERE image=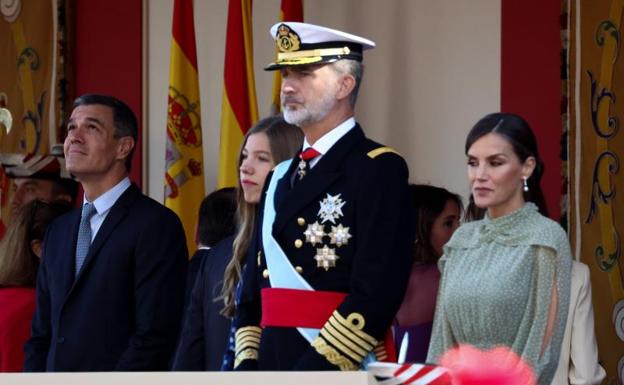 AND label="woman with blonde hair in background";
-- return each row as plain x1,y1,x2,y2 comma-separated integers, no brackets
172,115,303,370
